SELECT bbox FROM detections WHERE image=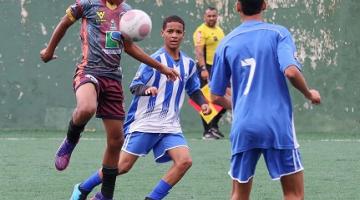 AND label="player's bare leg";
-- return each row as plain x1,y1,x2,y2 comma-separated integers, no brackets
280,171,304,200
231,179,253,200
117,151,139,175
94,119,124,199
55,83,97,171
162,147,192,185
145,147,192,200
